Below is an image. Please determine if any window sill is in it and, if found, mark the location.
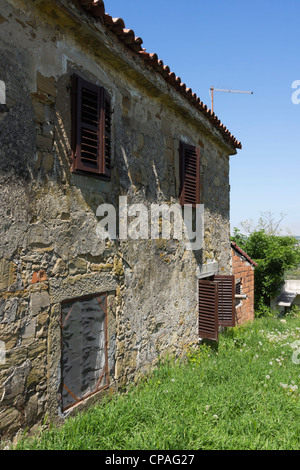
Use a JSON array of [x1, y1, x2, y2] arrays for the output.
[[71, 168, 111, 181]]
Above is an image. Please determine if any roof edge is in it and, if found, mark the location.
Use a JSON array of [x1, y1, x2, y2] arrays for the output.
[[231, 241, 257, 266], [75, 0, 242, 150]]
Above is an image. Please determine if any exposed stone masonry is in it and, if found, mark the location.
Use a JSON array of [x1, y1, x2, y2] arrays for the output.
[[0, 0, 238, 442]]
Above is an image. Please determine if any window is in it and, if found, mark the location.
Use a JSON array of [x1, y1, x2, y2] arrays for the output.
[[235, 279, 243, 307], [235, 279, 242, 295], [198, 275, 235, 342], [71, 74, 111, 178], [179, 142, 200, 206], [60, 293, 109, 411]]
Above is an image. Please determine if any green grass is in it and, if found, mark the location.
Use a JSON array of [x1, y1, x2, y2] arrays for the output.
[[14, 316, 300, 450]]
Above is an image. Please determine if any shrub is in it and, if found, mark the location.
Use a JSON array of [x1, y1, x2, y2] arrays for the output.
[[232, 228, 300, 312]]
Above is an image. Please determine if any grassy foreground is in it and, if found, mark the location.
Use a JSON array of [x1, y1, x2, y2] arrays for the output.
[[14, 316, 300, 450]]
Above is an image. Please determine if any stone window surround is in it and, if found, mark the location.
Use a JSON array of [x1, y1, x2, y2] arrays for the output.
[[71, 72, 112, 180], [196, 260, 219, 279], [60, 292, 109, 411], [47, 272, 117, 416]]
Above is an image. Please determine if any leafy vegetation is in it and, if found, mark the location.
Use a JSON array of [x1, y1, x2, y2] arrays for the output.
[[232, 228, 300, 312], [285, 265, 300, 280], [13, 315, 300, 450]]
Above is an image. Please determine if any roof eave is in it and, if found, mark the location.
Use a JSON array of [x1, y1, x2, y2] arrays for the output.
[[76, 0, 242, 151]]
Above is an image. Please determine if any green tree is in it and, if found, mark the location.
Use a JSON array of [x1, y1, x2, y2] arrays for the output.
[[232, 228, 300, 314]]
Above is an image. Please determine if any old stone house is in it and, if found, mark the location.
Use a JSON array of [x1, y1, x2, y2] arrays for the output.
[[231, 242, 257, 324], [0, 0, 242, 439]]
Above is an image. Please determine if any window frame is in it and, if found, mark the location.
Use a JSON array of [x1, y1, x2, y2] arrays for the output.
[[235, 278, 243, 308], [71, 73, 112, 179], [179, 141, 201, 207], [60, 292, 109, 412]]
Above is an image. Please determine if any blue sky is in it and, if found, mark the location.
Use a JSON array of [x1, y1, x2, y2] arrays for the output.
[[107, 0, 300, 235]]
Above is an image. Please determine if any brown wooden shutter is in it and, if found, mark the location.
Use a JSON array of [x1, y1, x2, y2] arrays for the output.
[[198, 279, 219, 341], [71, 74, 111, 178], [179, 142, 200, 206], [100, 87, 112, 178], [213, 275, 236, 327]]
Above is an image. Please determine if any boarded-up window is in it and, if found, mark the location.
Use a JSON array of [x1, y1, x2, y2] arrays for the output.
[[179, 142, 200, 206], [198, 275, 235, 341], [61, 294, 108, 411], [71, 74, 111, 178]]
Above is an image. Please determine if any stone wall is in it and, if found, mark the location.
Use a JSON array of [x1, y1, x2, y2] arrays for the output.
[[0, 0, 237, 441]]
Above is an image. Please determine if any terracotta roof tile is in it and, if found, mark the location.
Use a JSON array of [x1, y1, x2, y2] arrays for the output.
[[231, 242, 257, 266], [76, 0, 242, 149]]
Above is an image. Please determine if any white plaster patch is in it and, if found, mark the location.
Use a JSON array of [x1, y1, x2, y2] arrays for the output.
[[0, 340, 6, 365], [0, 80, 6, 104], [197, 260, 219, 279]]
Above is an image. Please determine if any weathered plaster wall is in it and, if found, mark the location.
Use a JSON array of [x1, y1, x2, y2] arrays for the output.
[[0, 0, 235, 441]]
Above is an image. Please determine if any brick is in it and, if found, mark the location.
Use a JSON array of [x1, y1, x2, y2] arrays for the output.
[[31, 270, 48, 284], [31, 272, 39, 284], [39, 270, 48, 282]]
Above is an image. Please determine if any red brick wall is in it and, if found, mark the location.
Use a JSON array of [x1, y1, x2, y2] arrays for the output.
[[231, 248, 255, 324]]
